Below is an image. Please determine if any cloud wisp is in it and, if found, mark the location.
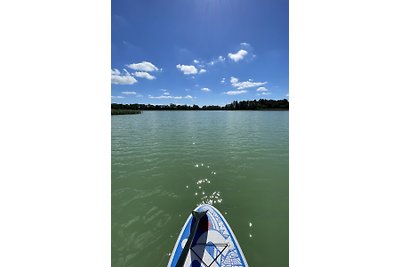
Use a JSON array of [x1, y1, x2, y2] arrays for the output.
[[148, 94, 194, 99], [256, 87, 269, 92], [126, 61, 159, 72], [133, 71, 156, 80], [258, 92, 271, 96], [231, 76, 267, 90], [208, 56, 225, 66], [224, 90, 248, 95], [121, 91, 137, 95], [201, 88, 211, 92], [111, 68, 137, 85]]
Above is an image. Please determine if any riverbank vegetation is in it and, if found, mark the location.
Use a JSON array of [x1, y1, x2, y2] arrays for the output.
[[111, 109, 142, 115], [112, 99, 288, 112]]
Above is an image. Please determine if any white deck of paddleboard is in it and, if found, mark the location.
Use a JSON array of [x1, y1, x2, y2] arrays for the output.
[[167, 204, 248, 267]]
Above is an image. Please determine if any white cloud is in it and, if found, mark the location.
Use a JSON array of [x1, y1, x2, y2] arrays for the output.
[[199, 69, 206, 74], [209, 56, 225, 65], [111, 68, 120, 75], [111, 95, 125, 99], [228, 49, 248, 62], [230, 76, 267, 89], [259, 92, 271, 96], [133, 71, 156, 80], [256, 87, 268, 92], [111, 68, 137, 85], [221, 77, 226, 84], [126, 61, 159, 72], [224, 90, 248, 95], [201, 88, 211, 92], [121, 91, 136, 95], [163, 92, 170, 95], [148, 94, 194, 99], [160, 89, 168, 92], [176, 64, 198, 75], [240, 42, 250, 47], [193, 59, 199, 64]]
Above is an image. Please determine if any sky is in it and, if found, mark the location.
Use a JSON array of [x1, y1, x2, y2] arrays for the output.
[[111, 0, 288, 106]]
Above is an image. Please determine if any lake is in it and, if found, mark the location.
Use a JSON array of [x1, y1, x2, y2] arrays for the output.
[[112, 111, 288, 266]]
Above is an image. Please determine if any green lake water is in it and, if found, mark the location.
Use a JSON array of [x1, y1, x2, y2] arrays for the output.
[[112, 111, 288, 266]]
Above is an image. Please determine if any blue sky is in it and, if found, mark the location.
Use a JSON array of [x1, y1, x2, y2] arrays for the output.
[[111, 0, 288, 106]]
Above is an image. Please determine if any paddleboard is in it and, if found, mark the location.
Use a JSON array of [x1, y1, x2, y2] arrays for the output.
[[167, 204, 248, 267]]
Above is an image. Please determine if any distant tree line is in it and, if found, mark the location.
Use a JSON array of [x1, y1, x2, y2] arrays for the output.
[[112, 99, 288, 112], [111, 109, 142, 115]]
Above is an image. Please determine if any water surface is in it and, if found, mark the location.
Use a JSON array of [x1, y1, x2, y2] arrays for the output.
[[112, 111, 288, 266]]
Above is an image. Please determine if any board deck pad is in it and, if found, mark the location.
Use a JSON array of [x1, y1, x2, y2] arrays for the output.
[[168, 204, 248, 267]]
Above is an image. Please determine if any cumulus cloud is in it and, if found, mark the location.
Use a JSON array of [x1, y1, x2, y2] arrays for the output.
[[193, 59, 200, 64], [111, 68, 137, 85], [230, 76, 267, 89], [121, 91, 136, 95], [126, 61, 159, 72], [256, 87, 268, 92], [148, 94, 194, 99], [224, 90, 248, 95], [228, 49, 248, 62], [199, 69, 206, 74], [133, 71, 156, 80], [176, 64, 198, 75], [201, 88, 211, 92]]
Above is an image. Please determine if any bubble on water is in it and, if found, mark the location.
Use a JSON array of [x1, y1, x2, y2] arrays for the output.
[[194, 164, 199, 168], [185, 185, 189, 189], [201, 163, 204, 166], [207, 166, 210, 168], [211, 171, 216, 175], [249, 222, 252, 227], [195, 192, 198, 196], [192, 142, 196, 145], [249, 234, 252, 238], [202, 191, 205, 195], [198, 186, 202, 189]]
